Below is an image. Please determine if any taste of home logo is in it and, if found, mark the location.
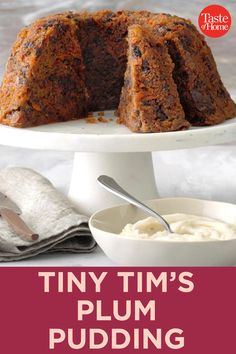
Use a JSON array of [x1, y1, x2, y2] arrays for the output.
[[198, 4, 232, 38]]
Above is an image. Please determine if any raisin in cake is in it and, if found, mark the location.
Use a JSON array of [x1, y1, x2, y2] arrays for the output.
[[118, 25, 189, 132]]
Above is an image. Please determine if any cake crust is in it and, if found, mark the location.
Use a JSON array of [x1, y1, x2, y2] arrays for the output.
[[0, 15, 88, 127]]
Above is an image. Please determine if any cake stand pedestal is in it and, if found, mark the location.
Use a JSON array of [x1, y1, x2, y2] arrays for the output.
[[0, 111, 236, 215], [68, 152, 157, 215]]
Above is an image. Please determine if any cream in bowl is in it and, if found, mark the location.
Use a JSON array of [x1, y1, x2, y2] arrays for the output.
[[120, 214, 236, 242], [89, 198, 236, 266]]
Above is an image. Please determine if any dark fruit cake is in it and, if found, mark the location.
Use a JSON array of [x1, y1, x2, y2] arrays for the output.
[[118, 25, 189, 132], [0, 10, 235, 131], [0, 16, 88, 127]]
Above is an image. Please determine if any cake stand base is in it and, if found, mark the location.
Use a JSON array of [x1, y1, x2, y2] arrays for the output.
[[68, 152, 158, 215]]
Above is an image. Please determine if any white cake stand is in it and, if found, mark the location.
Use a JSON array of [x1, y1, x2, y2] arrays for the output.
[[0, 110, 236, 215]]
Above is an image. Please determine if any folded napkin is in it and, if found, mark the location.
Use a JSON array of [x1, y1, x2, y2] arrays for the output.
[[0, 167, 96, 261]]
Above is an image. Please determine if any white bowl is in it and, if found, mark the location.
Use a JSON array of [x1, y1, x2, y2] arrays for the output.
[[89, 198, 236, 266]]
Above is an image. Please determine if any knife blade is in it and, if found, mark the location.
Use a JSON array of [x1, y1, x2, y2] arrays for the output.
[[0, 191, 21, 214], [0, 192, 39, 242]]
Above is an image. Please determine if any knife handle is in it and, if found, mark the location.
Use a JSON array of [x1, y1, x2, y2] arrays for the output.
[[0, 208, 39, 242]]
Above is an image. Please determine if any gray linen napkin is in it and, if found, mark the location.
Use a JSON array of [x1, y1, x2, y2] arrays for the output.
[[0, 167, 96, 261]]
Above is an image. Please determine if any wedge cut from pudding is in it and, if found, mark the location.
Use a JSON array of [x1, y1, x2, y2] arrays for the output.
[[118, 24, 189, 132]]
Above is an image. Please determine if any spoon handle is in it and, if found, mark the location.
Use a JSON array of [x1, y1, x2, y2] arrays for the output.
[[97, 175, 172, 233]]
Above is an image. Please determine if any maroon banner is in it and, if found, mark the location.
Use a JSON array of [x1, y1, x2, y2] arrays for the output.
[[0, 267, 235, 353]]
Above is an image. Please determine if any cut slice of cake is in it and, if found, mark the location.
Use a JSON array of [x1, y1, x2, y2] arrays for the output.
[[118, 24, 190, 132]]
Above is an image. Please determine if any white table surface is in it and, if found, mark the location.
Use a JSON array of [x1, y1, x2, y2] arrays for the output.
[[0, 0, 235, 266]]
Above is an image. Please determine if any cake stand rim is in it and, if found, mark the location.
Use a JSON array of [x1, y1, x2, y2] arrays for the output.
[[0, 113, 236, 152]]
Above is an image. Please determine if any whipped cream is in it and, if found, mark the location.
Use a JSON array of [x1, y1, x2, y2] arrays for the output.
[[120, 214, 236, 241]]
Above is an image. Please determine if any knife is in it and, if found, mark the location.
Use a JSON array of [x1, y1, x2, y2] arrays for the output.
[[0, 192, 39, 242]]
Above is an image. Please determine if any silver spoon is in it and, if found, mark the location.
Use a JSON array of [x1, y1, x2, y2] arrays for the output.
[[97, 175, 173, 233]]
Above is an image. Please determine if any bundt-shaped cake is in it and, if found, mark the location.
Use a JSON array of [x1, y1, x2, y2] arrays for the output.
[[0, 10, 235, 132]]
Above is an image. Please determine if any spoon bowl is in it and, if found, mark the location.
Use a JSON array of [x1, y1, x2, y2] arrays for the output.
[[97, 175, 173, 233]]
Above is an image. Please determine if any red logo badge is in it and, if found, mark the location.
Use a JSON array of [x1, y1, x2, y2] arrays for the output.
[[198, 4, 231, 38]]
